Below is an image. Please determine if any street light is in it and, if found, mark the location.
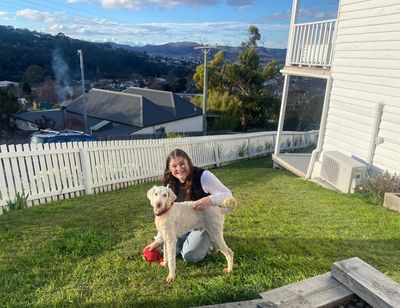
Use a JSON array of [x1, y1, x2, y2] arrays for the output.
[[77, 49, 87, 133], [194, 44, 217, 135]]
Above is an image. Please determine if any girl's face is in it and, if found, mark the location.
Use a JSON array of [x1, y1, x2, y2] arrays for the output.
[[169, 157, 190, 183]]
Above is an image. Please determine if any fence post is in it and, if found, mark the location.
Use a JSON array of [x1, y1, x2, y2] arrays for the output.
[[292, 134, 295, 152], [272, 134, 276, 154], [214, 141, 220, 167], [79, 148, 93, 195], [247, 137, 251, 158]]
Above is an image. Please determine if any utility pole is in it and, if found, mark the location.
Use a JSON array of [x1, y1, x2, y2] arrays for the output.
[[77, 49, 88, 134], [194, 44, 216, 135]]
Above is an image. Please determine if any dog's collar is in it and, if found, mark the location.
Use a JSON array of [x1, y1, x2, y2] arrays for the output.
[[155, 202, 173, 216]]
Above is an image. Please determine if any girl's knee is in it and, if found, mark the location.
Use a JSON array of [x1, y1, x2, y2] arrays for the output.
[[181, 250, 206, 263]]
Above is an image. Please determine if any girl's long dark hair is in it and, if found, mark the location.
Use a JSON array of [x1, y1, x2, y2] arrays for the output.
[[163, 149, 194, 201]]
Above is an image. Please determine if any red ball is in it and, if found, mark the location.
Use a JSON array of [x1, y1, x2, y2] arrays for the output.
[[143, 247, 161, 262]]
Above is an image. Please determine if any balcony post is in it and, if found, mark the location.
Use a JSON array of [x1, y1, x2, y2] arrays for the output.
[[274, 74, 290, 155], [286, 0, 301, 65]]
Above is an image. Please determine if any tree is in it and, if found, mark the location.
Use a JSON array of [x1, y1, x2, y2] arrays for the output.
[[241, 25, 261, 48], [22, 81, 31, 95], [192, 26, 280, 131], [0, 87, 19, 129], [22, 65, 45, 85], [37, 78, 57, 103], [35, 115, 56, 129], [193, 50, 228, 92], [226, 27, 279, 130]]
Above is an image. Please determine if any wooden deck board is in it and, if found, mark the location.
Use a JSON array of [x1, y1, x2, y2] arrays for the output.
[[332, 257, 400, 308], [259, 272, 354, 308]]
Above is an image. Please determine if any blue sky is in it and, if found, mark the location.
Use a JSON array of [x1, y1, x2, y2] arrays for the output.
[[0, 0, 338, 48]]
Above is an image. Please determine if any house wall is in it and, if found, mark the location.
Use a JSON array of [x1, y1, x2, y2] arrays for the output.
[[320, 0, 400, 173], [132, 116, 203, 134]]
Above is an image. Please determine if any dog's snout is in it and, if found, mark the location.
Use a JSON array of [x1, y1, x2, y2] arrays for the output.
[[156, 202, 162, 208]]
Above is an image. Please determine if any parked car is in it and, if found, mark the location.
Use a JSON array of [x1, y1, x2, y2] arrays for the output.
[[30, 129, 96, 144]]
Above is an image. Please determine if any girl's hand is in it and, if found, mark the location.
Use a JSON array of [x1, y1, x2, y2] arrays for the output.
[[193, 196, 212, 211], [145, 240, 160, 251]]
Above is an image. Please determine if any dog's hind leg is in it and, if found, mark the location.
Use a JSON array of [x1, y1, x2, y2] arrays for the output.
[[208, 231, 234, 273]]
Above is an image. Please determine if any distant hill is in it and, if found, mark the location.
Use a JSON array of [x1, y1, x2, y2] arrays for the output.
[[126, 42, 286, 64], [124, 42, 287, 65], [0, 25, 286, 84], [0, 26, 193, 82]]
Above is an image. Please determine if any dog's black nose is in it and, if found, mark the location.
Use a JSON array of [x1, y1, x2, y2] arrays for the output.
[[156, 203, 162, 208]]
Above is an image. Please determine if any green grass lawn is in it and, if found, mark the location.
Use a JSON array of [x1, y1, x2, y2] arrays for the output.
[[1, 157, 399, 307]]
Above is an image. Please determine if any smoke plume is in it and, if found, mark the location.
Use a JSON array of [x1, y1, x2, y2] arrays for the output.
[[52, 49, 72, 103]]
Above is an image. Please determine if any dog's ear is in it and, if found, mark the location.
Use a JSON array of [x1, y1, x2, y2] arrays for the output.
[[146, 186, 156, 200], [167, 187, 177, 203]]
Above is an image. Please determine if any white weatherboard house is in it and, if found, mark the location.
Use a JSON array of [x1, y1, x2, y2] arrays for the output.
[[273, 0, 400, 193]]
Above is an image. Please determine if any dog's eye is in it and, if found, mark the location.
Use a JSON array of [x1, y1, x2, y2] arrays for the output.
[[163, 194, 167, 197], [154, 193, 158, 196]]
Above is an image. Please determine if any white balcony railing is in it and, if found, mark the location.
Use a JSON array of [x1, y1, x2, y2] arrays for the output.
[[288, 19, 336, 68]]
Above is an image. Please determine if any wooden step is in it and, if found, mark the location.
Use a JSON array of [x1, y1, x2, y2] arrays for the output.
[[197, 272, 354, 308], [258, 272, 354, 307], [332, 257, 400, 308]]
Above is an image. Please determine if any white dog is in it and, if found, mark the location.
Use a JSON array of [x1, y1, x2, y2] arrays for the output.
[[147, 185, 236, 283]]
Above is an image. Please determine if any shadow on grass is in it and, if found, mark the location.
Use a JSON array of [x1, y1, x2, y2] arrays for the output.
[[220, 156, 274, 170], [228, 234, 400, 276]]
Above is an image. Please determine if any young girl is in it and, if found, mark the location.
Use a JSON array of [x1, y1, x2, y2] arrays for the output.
[[145, 148, 232, 262]]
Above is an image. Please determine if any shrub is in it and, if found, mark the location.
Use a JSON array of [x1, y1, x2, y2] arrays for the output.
[[237, 143, 248, 157], [5, 192, 30, 212], [355, 172, 400, 205], [166, 131, 183, 138]]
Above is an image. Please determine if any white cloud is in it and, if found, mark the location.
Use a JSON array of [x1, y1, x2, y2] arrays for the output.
[[0, 11, 8, 17], [262, 9, 336, 21], [16, 9, 64, 23], [10, 6, 285, 48], [299, 9, 337, 19], [100, 0, 220, 9], [67, 0, 94, 3], [67, 0, 252, 9], [226, 0, 253, 8]]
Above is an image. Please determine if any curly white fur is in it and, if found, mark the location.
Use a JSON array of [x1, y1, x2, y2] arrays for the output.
[[147, 185, 236, 283]]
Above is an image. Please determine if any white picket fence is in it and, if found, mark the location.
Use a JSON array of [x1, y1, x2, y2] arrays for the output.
[[0, 130, 318, 212]]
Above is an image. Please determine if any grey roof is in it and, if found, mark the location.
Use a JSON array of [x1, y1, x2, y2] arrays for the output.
[[10, 109, 65, 129], [68, 88, 201, 129], [11, 88, 202, 137], [65, 112, 139, 137], [67, 89, 144, 127], [123, 87, 176, 116], [173, 93, 201, 118]]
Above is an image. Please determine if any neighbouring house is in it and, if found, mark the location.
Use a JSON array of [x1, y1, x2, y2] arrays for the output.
[[66, 87, 202, 136], [273, 0, 400, 192], [9, 87, 203, 137], [9, 109, 63, 131], [0, 81, 18, 88]]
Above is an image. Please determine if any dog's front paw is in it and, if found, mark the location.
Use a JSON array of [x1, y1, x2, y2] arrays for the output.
[[223, 267, 232, 274], [166, 274, 175, 284]]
